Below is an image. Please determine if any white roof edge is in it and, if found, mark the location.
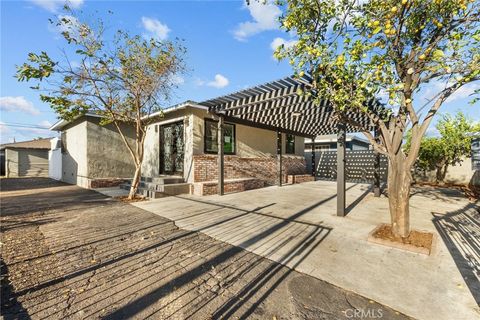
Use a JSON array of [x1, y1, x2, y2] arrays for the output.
[[49, 113, 103, 131], [144, 102, 208, 120], [50, 102, 209, 131]]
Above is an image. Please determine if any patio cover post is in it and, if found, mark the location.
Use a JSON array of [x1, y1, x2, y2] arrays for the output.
[[311, 136, 316, 177], [217, 114, 225, 195], [277, 131, 282, 186], [373, 127, 381, 197], [337, 123, 346, 217]]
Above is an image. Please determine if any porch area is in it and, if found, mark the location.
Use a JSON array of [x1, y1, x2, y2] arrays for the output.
[[133, 180, 480, 320]]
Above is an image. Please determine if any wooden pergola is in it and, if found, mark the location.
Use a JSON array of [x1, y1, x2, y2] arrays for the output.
[[199, 75, 382, 216]]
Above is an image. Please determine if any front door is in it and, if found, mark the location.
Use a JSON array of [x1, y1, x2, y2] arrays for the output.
[[160, 121, 184, 175]]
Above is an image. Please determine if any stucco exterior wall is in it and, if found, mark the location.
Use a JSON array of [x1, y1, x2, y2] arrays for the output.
[[5, 149, 19, 177], [61, 118, 88, 186], [414, 156, 478, 186], [191, 109, 305, 157], [86, 117, 136, 179]]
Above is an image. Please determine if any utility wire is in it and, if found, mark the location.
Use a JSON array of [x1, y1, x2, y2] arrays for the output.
[[0, 122, 51, 129]]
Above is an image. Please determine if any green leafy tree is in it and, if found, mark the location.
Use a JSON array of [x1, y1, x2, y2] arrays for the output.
[[16, 10, 187, 199], [406, 112, 480, 182], [273, 0, 479, 237]]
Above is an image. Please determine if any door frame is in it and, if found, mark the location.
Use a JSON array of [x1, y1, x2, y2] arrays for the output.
[[159, 120, 184, 175]]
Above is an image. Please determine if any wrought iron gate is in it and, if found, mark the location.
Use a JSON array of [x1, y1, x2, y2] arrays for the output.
[[160, 121, 184, 175]]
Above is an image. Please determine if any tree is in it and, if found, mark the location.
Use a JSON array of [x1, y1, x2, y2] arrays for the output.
[[405, 112, 480, 182], [273, 0, 479, 237], [16, 10, 187, 199]]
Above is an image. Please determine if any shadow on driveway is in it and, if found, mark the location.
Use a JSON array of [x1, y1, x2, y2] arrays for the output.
[[432, 203, 480, 306], [1, 178, 411, 319]]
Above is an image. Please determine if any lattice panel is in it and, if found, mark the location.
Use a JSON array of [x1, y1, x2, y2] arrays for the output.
[[306, 150, 388, 183]]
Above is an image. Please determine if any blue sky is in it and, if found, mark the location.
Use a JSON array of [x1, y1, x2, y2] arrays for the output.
[[0, 0, 479, 143]]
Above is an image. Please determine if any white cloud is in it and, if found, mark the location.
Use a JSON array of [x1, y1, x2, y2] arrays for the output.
[[234, 1, 282, 41], [169, 74, 184, 86], [206, 74, 230, 88], [141, 17, 170, 41], [0, 121, 11, 135], [446, 82, 480, 103], [39, 120, 53, 128], [0, 96, 40, 115], [270, 37, 297, 51], [30, 0, 84, 13], [419, 80, 480, 104]]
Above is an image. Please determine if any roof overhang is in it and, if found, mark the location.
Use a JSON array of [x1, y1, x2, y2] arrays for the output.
[[49, 113, 103, 131], [143, 101, 208, 120], [50, 101, 208, 131]]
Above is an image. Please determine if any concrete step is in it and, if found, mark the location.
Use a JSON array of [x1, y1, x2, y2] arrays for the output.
[[121, 182, 191, 199], [141, 176, 184, 184]]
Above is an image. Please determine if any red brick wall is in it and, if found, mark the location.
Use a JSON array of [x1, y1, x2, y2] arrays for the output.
[[197, 178, 265, 196], [193, 155, 306, 185], [287, 174, 315, 184]]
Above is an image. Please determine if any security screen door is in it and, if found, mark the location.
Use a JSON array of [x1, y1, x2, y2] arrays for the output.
[[160, 121, 184, 175]]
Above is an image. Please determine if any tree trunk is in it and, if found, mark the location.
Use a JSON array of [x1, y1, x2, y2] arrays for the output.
[[128, 164, 142, 199], [387, 152, 412, 238], [436, 165, 448, 184]]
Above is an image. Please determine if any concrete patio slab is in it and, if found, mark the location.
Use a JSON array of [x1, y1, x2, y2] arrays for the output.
[[133, 181, 480, 320]]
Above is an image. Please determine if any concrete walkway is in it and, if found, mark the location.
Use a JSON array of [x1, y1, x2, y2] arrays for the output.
[[133, 181, 480, 320]]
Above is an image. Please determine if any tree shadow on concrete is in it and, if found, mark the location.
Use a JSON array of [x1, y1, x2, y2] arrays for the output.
[[1, 178, 409, 319], [1, 260, 30, 320], [102, 197, 332, 319], [0, 187, 114, 217], [0, 178, 67, 192], [432, 203, 480, 306]]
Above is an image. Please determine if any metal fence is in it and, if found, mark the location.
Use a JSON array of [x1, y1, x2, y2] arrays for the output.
[[305, 150, 388, 183]]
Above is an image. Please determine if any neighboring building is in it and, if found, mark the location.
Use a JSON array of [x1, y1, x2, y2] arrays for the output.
[[304, 134, 370, 152], [50, 101, 307, 194], [1, 138, 52, 177], [0, 149, 5, 176]]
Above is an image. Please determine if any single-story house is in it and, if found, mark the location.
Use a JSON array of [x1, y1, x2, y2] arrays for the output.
[[50, 101, 308, 194], [1, 138, 52, 177], [304, 134, 370, 152]]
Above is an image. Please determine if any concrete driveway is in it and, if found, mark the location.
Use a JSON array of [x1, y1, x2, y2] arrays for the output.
[[133, 181, 480, 320], [0, 178, 410, 319]]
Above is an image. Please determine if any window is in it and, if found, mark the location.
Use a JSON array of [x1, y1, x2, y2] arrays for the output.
[[204, 119, 235, 154], [286, 134, 295, 154], [315, 145, 330, 151]]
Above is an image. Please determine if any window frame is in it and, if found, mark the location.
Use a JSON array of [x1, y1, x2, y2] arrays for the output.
[[204, 118, 236, 155], [285, 134, 296, 154]]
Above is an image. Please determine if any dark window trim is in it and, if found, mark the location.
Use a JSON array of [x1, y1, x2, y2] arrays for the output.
[[204, 118, 236, 155], [285, 133, 296, 154]]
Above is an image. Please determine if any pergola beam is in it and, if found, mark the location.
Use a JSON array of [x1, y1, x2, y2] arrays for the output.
[[311, 136, 316, 177], [217, 114, 225, 196], [373, 127, 381, 197], [277, 131, 283, 186], [221, 114, 312, 138], [337, 122, 346, 217]]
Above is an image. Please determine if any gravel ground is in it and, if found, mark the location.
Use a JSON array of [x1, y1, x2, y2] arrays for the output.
[[0, 178, 412, 319]]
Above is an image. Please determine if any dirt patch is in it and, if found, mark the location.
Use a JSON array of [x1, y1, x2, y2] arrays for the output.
[[414, 181, 479, 201], [115, 195, 147, 203], [369, 224, 433, 255]]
